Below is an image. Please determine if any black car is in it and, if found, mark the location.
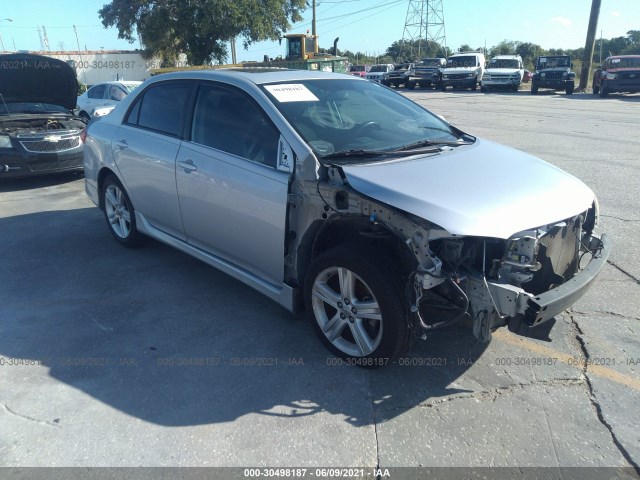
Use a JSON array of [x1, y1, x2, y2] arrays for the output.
[[0, 53, 85, 178], [531, 55, 575, 95], [381, 63, 414, 88]]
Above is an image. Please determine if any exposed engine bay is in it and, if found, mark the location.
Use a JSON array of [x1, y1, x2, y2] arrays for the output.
[[0, 115, 85, 135]]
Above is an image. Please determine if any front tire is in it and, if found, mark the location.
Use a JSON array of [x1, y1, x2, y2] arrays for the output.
[[599, 81, 608, 98], [565, 82, 574, 95], [592, 82, 600, 95], [305, 245, 410, 365], [102, 175, 144, 247], [531, 82, 539, 95]]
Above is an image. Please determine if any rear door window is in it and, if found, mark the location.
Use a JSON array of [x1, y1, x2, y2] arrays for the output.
[[126, 82, 192, 137]]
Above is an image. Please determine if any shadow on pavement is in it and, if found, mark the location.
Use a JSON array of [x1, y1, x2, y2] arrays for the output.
[[0, 207, 487, 427], [0, 171, 85, 193]]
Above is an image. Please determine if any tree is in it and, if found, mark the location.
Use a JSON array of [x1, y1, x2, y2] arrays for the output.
[[99, 0, 306, 65], [489, 40, 518, 57], [516, 42, 545, 69], [622, 30, 640, 54]]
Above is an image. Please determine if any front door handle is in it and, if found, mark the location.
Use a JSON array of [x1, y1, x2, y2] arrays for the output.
[[115, 139, 128, 149], [178, 159, 197, 172]]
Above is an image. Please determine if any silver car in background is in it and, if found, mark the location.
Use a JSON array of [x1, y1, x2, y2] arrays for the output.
[[83, 69, 610, 366]]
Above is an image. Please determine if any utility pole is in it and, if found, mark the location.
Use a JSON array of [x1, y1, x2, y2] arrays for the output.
[[579, 0, 601, 92], [312, 0, 317, 52]]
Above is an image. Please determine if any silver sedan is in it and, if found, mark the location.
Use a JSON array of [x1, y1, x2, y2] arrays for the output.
[[83, 69, 609, 366]]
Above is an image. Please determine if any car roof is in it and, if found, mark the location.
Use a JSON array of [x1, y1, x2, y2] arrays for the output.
[[147, 68, 357, 87], [606, 55, 640, 59], [94, 80, 143, 87], [492, 55, 521, 59]]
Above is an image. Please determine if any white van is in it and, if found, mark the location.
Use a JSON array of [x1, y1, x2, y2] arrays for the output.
[[441, 52, 486, 91], [481, 55, 524, 92]]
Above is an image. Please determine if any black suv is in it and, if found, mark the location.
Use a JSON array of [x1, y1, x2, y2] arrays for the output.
[[531, 55, 575, 95], [407, 58, 446, 90], [382, 63, 414, 88]]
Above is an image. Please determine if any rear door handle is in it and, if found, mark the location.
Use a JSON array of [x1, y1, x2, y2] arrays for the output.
[[178, 159, 197, 172], [115, 139, 128, 149]]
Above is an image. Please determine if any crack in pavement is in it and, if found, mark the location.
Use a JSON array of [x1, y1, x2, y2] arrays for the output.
[[600, 215, 640, 223], [607, 260, 640, 286], [1, 403, 60, 428], [571, 309, 640, 322], [385, 378, 585, 410], [367, 375, 381, 476], [569, 315, 640, 475]]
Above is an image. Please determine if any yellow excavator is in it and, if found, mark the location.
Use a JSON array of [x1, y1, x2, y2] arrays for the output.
[[151, 33, 347, 75]]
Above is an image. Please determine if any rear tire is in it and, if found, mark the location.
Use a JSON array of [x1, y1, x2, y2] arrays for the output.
[[101, 175, 145, 248], [305, 245, 410, 366], [531, 82, 539, 95], [592, 82, 600, 95]]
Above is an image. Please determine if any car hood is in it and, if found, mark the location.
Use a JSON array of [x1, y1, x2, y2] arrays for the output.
[[605, 67, 640, 73], [0, 53, 78, 111], [486, 68, 521, 75], [341, 139, 595, 239], [443, 67, 478, 73], [536, 67, 569, 73]]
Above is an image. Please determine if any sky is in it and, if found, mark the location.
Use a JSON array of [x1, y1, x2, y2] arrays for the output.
[[0, 0, 638, 62]]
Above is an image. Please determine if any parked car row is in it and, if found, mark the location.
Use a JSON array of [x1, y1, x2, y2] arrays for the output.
[[369, 53, 640, 98]]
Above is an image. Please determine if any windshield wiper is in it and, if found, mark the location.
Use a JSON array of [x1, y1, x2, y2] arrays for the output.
[[393, 138, 473, 152], [320, 149, 387, 159]]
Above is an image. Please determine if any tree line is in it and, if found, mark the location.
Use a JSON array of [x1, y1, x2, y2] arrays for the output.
[[97, 1, 638, 70]]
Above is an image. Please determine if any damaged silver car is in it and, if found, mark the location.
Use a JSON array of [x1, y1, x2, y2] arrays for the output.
[[0, 53, 85, 177], [83, 70, 610, 365]]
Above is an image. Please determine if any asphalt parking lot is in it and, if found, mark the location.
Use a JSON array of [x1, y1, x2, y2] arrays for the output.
[[1, 89, 639, 477]]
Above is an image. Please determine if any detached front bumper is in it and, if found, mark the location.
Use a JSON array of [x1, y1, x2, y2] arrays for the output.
[[524, 233, 611, 326]]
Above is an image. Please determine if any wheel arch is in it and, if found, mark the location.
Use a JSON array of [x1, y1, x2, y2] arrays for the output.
[[296, 214, 419, 294], [97, 167, 119, 210]]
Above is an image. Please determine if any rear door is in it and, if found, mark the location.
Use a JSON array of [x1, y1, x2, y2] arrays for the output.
[[112, 81, 193, 240], [175, 82, 290, 285]]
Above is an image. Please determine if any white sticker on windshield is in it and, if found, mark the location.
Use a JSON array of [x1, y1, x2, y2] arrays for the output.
[[265, 84, 319, 102]]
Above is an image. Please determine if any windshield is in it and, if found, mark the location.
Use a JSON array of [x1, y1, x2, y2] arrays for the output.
[[419, 59, 442, 67], [393, 64, 410, 71], [121, 83, 141, 93], [489, 59, 519, 69], [537, 56, 570, 68], [0, 102, 68, 115], [369, 65, 388, 72], [350, 66, 366, 72], [261, 79, 467, 162], [447, 56, 478, 68], [606, 57, 640, 69]]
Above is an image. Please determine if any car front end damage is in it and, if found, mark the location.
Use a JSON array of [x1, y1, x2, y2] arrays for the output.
[[289, 166, 610, 343]]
